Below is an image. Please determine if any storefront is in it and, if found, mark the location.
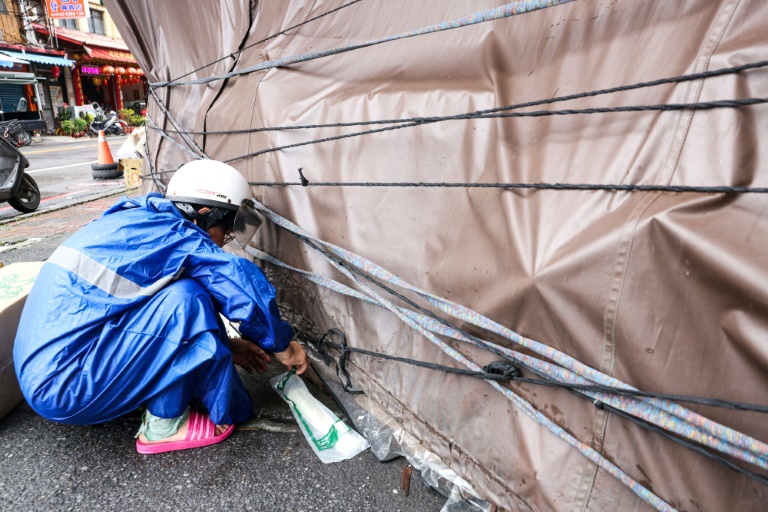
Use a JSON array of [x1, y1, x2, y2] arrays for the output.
[[75, 61, 146, 114], [32, 23, 147, 114], [0, 54, 74, 132], [33, 64, 71, 130], [0, 47, 74, 134]]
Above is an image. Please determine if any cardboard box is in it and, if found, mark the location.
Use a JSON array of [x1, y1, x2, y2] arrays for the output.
[[120, 158, 143, 189], [0, 261, 44, 419]]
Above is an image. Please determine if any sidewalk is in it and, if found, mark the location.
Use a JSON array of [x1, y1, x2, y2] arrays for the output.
[[0, 191, 445, 511], [1, 188, 135, 240]]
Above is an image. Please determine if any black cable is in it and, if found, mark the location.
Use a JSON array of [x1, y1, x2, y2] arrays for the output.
[[146, 59, 768, 167], [302, 324, 768, 413], [247, 180, 768, 194], [301, 329, 516, 382], [148, 60, 768, 137], [220, 97, 766, 162], [162, 0, 365, 86], [306, 326, 768, 484]]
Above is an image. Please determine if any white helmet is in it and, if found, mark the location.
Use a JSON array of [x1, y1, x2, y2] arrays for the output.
[[165, 159, 251, 211]]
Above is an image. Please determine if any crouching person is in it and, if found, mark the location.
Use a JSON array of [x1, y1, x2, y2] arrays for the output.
[[13, 160, 308, 454]]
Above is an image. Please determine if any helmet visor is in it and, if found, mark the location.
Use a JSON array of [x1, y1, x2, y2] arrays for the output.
[[233, 199, 263, 249]]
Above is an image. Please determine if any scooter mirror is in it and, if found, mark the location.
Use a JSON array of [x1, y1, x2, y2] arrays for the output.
[[233, 199, 263, 249]]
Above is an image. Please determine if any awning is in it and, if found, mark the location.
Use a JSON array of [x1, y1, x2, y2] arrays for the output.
[[0, 70, 38, 85], [84, 46, 137, 64], [0, 50, 74, 67], [0, 52, 29, 69]]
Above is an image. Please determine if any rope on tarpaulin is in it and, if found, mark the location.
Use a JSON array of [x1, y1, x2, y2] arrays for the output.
[[248, 240, 768, 484], [243, 203, 675, 512], [163, 0, 366, 86], [148, 0, 576, 88], [147, 88, 208, 160], [144, 57, 768, 175], [297, 331, 768, 486], [143, 59, 768, 195], [237, 198, 768, 511], [222, 97, 768, 163], [141, 0, 578, 173], [154, 59, 768, 136], [300, 328, 768, 414], [248, 180, 768, 194]]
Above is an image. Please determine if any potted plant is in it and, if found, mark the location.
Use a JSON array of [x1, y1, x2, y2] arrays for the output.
[[55, 106, 71, 135], [72, 117, 88, 138], [59, 119, 74, 136], [118, 108, 134, 121], [126, 114, 145, 133]]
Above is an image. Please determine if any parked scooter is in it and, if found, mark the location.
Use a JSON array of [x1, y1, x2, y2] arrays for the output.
[[0, 119, 32, 147], [88, 103, 128, 136], [0, 134, 40, 213]]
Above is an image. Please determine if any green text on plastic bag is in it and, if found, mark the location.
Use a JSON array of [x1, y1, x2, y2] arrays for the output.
[[277, 371, 350, 451]]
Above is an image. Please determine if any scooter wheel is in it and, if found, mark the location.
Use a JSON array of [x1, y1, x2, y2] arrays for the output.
[[8, 173, 40, 213]]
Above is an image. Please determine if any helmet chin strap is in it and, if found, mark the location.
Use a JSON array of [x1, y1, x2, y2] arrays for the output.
[[175, 202, 206, 226], [175, 202, 231, 231]]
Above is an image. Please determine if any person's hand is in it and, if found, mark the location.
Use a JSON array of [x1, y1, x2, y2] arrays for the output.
[[274, 340, 310, 375], [230, 337, 272, 374]]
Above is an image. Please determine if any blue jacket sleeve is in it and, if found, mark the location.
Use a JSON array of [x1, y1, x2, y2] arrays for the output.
[[183, 249, 294, 353]]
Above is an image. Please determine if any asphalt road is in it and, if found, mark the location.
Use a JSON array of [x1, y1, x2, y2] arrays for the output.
[[1, 366, 446, 512], [0, 135, 128, 222]]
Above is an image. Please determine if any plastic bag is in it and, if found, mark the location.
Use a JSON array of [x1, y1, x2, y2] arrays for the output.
[[115, 126, 146, 159], [271, 370, 369, 463]]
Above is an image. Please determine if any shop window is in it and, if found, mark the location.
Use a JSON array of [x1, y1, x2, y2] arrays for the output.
[[59, 19, 79, 30], [88, 9, 105, 35]]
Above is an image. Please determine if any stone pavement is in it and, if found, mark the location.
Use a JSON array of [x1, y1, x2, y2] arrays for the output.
[[1, 190, 134, 242], [0, 188, 446, 511]]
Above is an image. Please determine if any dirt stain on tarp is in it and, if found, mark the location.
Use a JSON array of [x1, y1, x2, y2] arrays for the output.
[[635, 464, 653, 492]]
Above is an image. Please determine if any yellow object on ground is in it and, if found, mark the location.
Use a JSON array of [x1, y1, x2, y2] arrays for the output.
[[120, 158, 143, 188]]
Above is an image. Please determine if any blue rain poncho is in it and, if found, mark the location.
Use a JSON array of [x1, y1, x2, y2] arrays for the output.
[[13, 193, 293, 425]]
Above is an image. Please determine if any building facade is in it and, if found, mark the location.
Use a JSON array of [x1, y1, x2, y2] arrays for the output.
[[0, 0, 145, 133]]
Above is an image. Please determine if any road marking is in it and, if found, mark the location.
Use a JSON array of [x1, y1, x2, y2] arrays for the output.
[[25, 145, 87, 154], [27, 160, 98, 174]]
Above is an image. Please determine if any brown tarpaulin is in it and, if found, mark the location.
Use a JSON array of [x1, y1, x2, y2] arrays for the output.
[[105, 1, 768, 510]]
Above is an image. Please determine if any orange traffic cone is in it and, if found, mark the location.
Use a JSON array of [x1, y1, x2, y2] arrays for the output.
[[91, 129, 120, 179], [96, 130, 114, 165]]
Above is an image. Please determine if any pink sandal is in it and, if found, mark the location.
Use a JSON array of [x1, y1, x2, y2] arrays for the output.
[[136, 410, 235, 455]]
